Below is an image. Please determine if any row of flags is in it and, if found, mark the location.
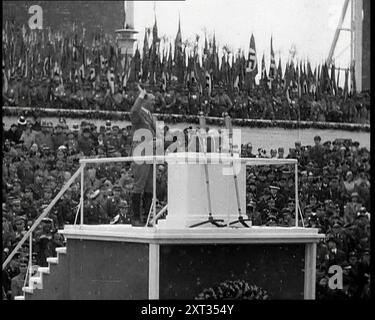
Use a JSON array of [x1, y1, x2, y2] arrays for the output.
[[3, 18, 358, 99]]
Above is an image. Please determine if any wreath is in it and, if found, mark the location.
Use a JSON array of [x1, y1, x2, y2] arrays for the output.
[[195, 279, 269, 300]]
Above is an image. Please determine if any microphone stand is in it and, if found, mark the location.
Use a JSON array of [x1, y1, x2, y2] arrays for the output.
[[224, 113, 252, 228], [189, 112, 226, 228]]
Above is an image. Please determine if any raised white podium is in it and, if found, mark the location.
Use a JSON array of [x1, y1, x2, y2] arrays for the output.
[[157, 152, 246, 228], [45, 153, 324, 300]]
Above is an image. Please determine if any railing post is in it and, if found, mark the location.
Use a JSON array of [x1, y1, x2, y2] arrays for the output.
[[80, 164, 85, 226], [295, 163, 299, 227], [152, 156, 157, 226], [28, 233, 32, 287]]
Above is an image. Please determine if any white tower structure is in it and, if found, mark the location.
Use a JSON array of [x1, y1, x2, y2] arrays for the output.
[[115, 1, 138, 56]]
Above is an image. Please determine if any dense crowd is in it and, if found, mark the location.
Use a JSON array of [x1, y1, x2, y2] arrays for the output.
[[2, 114, 370, 300], [3, 77, 371, 124], [241, 136, 370, 299], [3, 20, 370, 126]]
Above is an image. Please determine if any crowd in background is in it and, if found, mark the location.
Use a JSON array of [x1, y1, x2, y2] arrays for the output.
[[3, 20, 370, 125], [3, 76, 370, 124], [2, 114, 370, 299], [241, 137, 370, 299]]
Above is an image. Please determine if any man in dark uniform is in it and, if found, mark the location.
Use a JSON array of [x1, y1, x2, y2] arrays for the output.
[[153, 86, 166, 113], [164, 87, 176, 114], [71, 82, 85, 109], [56, 189, 79, 228], [113, 84, 124, 111], [11, 257, 28, 300], [93, 83, 106, 110], [84, 189, 106, 224], [4, 124, 22, 145], [20, 185, 39, 221], [232, 88, 247, 119], [129, 85, 158, 226], [82, 81, 94, 109], [269, 185, 285, 211], [109, 199, 131, 224], [101, 184, 125, 221], [212, 81, 232, 117], [187, 82, 200, 115]]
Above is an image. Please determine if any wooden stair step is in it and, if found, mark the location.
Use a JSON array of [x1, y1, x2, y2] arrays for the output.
[[22, 287, 34, 294], [56, 247, 67, 254], [47, 257, 58, 265], [38, 267, 50, 274]]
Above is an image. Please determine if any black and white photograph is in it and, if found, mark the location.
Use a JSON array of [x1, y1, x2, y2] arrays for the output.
[[1, 0, 371, 307]]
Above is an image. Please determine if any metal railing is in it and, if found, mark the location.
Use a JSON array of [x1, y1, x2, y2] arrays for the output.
[[2, 166, 84, 270], [2, 155, 165, 271]]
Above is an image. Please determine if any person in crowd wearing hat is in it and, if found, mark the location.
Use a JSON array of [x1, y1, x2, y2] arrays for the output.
[[118, 127, 132, 156], [186, 81, 200, 116], [265, 212, 278, 226], [7, 198, 22, 220], [269, 185, 284, 211], [17, 115, 27, 128], [66, 131, 79, 156], [13, 216, 27, 242], [34, 217, 60, 267], [19, 120, 36, 150], [3, 214, 16, 249], [343, 192, 363, 226], [84, 167, 102, 191], [8, 178, 23, 200], [325, 234, 347, 266], [101, 184, 127, 222], [309, 135, 324, 166], [29, 172, 45, 201], [78, 127, 95, 156], [16, 158, 34, 188], [51, 123, 67, 152], [30, 114, 42, 133], [241, 143, 256, 158], [10, 257, 28, 300], [56, 188, 79, 228], [342, 170, 356, 195], [37, 185, 54, 211], [110, 200, 131, 225], [35, 122, 54, 150], [4, 123, 23, 145], [111, 125, 122, 148], [277, 147, 285, 159], [20, 185, 39, 221], [84, 189, 105, 224], [211, 81, 233, 117], [152, 85, 167, 114]]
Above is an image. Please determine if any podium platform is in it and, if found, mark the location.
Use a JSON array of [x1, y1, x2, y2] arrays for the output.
[[21, 153, 324, 300], [57, 225, 323, 299]]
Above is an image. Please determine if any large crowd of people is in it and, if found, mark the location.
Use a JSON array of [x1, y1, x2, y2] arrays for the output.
[[2, 113, 370, 299], [2, 20, 370, 125], [3, 77, 371, 124]]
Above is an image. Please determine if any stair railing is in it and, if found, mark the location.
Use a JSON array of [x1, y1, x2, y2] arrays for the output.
[[2, 165, 84, 271], [3, 155, 164, 271]]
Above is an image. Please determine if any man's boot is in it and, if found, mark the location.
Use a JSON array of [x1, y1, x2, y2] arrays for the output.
[[131, 193, 142, 226], [142, 192, 153, 224]]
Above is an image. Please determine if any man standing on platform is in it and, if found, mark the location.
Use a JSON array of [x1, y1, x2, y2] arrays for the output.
[[129, 85, 157, 226]]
